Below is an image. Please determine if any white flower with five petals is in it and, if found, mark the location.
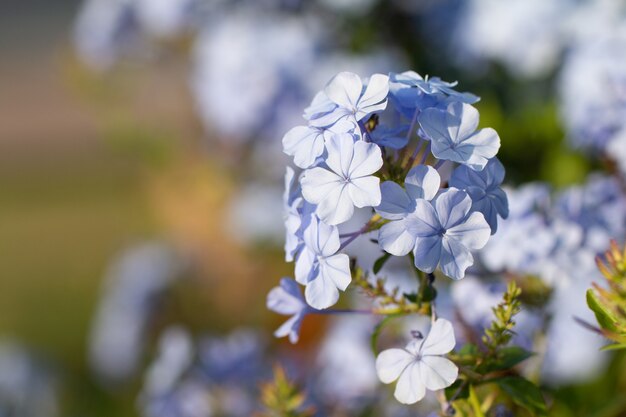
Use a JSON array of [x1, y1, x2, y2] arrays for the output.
[[376, 318, 458, 404], [301, 132, 382, 225]]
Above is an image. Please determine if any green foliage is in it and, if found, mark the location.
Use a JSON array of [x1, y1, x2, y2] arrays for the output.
[[257, 366, 314, 417], [482, 281, 522, 354], [586, 241, 626, 347], [498, 376, 547, 417], [448, 282, 546, 416]]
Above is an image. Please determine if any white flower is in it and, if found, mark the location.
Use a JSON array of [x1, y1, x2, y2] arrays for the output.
[[376, 318, 458, 404], [301, 132, 382, 225]]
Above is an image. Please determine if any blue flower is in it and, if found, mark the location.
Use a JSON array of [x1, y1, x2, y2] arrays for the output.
[[295, 216, 351, 309], [267, 278, 311, 344], [369, 124, 409, 149], [301, 132, 382, 225], [406, 188, 491, 279], [449, 158, 509, 234], [389, 71, 479, 118], [418, 101, 500, 171], [307, 72, 389, 128], [282, 126, 326, 169], [375, 165, 441, 256]]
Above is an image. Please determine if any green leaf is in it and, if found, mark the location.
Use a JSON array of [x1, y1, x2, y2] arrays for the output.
[[600, 343, 626, 351], [421, 283, 437, 302], [498, 376, 547, 417], [373, 253, 392, 274], [403, 292, 417, 303], [478, 346, 534, 373], [370, 315, 401, 355], [445, 380, 469, 401], [468, 385, 486, 417], [587, 289, 619, 333]]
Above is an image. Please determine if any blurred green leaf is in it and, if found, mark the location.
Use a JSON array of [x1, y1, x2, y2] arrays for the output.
[[373, 253, 391, 274], [587, 289, 619, 333], [498, 376, 547, 417]]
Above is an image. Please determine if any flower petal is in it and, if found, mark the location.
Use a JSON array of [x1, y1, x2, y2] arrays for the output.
[[320, 253, 351, 291], [315, 183, 355, 225], [301, 167, 342, 205], [325, 72, 363, 110], [447, 102, 479, 144], [434, 188, 472, 229], [376, 181, 413, 220], [419, 356, 458, 391], [348, 176, 381, 208], [439, 236, 474, 280], [446, 211, 491, 250], [406, 199, 441, 237], [349, 140, 383, 178], [420, 318, 456, 356], [376, 348, 414, 384], [303, 216, 340, 256], [405, 165, 441, 201], [413, 235, 442, 273], [379, 220, 416, 256], [394, 362, 426, 404], [304, 270, 339, 309], [282, 126, 325, 169]]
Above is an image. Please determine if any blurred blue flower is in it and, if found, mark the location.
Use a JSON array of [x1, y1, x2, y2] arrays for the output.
[[267, 278, 312, 343]]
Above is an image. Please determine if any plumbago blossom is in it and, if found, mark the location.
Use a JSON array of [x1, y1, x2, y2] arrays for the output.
[[267, 70, 525, 411]]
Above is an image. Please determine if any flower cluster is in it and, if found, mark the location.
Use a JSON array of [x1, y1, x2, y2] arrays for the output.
[[276, 70, 506, 313], [268, 70, 508, 406]]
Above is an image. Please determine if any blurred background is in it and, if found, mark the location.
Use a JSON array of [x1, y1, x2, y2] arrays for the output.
[[1, 0, 626, 416]]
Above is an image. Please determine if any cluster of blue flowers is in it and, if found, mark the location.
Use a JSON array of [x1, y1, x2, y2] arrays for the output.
[[479, 175, 626, 382], [272, 69, 508, 331]]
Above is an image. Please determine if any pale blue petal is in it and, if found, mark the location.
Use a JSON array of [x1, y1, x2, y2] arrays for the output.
[[394, 362, 426, 404], [294, 248, 316, 285], [439, 236, 473, 280], [301, 167, 341, 205], [320, 253, 351, 291], [315, 184, 354, 225], [324, 72, 362, 109], [348, 176, 381, 208], [304, 270, 340, 310], [375, 181, 413, 220], [282, 126, 325, 169], [349, 140, 383, 178], [405, 165, 441, 201], [434, 189, 472, 229], [376, 348, 414, 384], [326, 132, 357, 178], [303, 216, 340, 256], [358, 73, 389, 109], [446, 211, 491, 250], [274, 314, 304, 344], [413, 235, 442, 273], [266, 277, 305, 315], [379, 220, 416, 256], [446, 102, 479, 144], [418, 107, 449, 143], [406, 199, 441, 237], [419, 356, 458, 390], [420, 318, 456, 356], [303, 91, 335, 121]]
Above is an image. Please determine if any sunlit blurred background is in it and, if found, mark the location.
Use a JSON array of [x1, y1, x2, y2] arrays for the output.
[[1, 0, 626, 416]]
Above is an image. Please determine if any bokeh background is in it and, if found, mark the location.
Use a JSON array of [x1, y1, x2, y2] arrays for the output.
[[1, 0, 625, 416]]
